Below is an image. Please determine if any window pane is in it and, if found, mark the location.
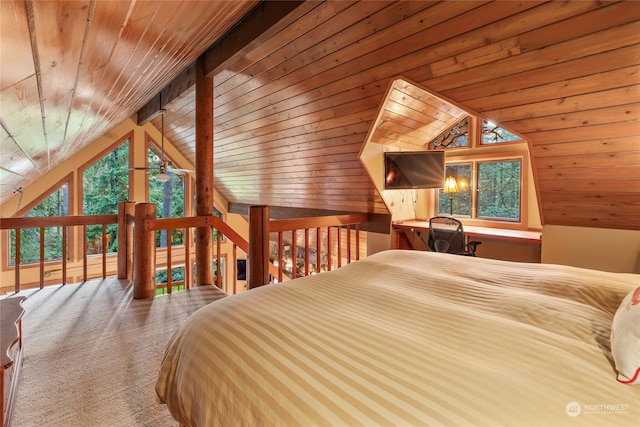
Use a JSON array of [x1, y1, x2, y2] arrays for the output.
[[429, 117, 469, 149], [477, 160, 521, 221], [149, 148, 186, 247], [438, 164, 471, 216], [83, 140, 129, 214], [213, 206, 224, 242], [10, 185, 69, 265], [83, 140, 129, 253], [482, 120, 521, 145]]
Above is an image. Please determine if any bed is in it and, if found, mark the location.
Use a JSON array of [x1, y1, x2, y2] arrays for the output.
[[156, 250, 640, 426]]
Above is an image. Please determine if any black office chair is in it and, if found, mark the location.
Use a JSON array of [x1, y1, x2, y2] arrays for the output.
[[427, 216, 481, 256]]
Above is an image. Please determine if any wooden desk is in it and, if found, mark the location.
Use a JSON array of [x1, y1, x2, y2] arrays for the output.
[[393, 220, 541, 245]]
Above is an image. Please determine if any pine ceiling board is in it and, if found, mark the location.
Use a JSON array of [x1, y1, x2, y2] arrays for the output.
[[215, 136, 365, 164], [537, 165, 640, 181], [215, 126, 370, 160], [213, 1, 344, 96], [538, 178, 640, 193], [0, 128, 34, 178], [213, 1, 443, 119], [0, 76, 47, 170], [462, 66, 640, 113], [59, 1, 135, 163], [215, 120, 371, 155], [543, 200, 640, 216], [456, 45, 640, 123], [431, 22, 640, 97], [31, 0, 92, 168], [540, 191, 640, 203], [213, 1, 327, 87], [0, 0, 34, 92], [216, 150, 361, 171], [526, 122, 639, 146], [509, 104, 639, 135], [83, 1, 256, 147], [542, 211, 639, 231], [484, 84, 639, 126], [532, 137, 640, 158], [518, 1, 638, 53], [536, 152, 640, 171], [220, 164, 366, 179]]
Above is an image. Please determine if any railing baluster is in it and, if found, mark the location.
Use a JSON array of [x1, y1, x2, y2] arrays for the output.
[[316, 227, 321, 274], [167, 231, 173, 294], [102, 224, 107, 279], [337, 226, 342, 268], [216, 229, 222, 288], [347, 224, 352, 264], [291, 229, 297, 279], [40, 227, 45, 289], [355, 223, 360, 261], [185, 227, 191, 289], [83, 225, 88, 282], [327, 226, 332, 272], [15, 229, 21, 293], [304, 228, 309, 276], [232, 244, 237, 294], [278, 231, 284, 283], [62, 226, 67, 285]]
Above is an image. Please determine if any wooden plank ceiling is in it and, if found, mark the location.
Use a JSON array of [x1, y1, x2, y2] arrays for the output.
[[1, 1, 639, 230]]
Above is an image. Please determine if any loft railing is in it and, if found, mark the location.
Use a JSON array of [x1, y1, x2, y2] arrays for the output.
[[247, 205, 369, 288], [0, 214, 119, 293], [2, 202, 370, 297]]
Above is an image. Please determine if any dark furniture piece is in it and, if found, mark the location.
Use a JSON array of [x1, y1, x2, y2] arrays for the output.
[[1, 296, 25, 427], [427, 216, 481, 256]]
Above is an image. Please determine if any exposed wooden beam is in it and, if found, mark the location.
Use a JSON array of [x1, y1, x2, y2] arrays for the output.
[[194, 56, 214, 286], [137, 0, 306, 124]]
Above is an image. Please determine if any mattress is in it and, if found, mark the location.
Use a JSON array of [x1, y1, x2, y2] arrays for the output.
[[156, 250, 639, 426]]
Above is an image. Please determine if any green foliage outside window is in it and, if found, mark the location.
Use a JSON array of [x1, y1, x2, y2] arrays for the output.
[[10, 185, 69, 265], [437, 160, 521, 221], [481, 120, 521, 145], [148, 148, 185, 247], [83, 140, 130, 253], [438, 164, 471, 216], [477, 160, 521, 221], [430, 117, 469, 149]]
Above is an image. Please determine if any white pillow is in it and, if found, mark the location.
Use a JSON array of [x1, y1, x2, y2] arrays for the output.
[[611, 287, 640, 384]]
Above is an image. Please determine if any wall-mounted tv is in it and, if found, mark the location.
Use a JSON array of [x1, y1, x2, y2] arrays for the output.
[[384, 151, 445, 190]]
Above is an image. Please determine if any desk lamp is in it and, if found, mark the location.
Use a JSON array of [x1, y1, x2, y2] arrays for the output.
[[443, 176, 459, 215]]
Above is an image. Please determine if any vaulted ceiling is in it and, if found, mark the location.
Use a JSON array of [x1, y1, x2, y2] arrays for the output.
[[2, 1, 639, 230]]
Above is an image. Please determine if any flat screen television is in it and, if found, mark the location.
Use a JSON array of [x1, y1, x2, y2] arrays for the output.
[[237, 259, 246, 281], [384, 151, 445, 190]]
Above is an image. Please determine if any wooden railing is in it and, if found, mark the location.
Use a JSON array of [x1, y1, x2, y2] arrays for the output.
[[144, 213, 250, 295], [247, 205, 369, 288], [2, 203, 370, 297], [1, 214, 119, 293]]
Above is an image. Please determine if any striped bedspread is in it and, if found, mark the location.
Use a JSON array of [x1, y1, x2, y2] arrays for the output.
[[156, 250, 640, 426]]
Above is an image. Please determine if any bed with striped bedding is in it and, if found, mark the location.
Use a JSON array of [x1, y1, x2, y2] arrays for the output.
[[156, 250, 639, 426]]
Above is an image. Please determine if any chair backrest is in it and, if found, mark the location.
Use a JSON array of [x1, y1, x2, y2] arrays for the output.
[[427, 216, 465, 255]]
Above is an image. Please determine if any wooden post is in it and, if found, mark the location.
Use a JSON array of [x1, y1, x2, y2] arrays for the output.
[[248, 206, 270, 289], [195, 55, 213, 285], [133, 203, 156, 299], [117, 201, 135, 280]]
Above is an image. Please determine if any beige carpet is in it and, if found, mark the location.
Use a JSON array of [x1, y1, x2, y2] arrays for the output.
[[10, 278, 226, 427]]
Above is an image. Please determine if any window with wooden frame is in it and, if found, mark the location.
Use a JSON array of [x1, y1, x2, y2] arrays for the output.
[[434, 116, 529, 226], [147, 145, 186, 248], [81, 137, 130, 254], [8, 180, 71, 266]]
